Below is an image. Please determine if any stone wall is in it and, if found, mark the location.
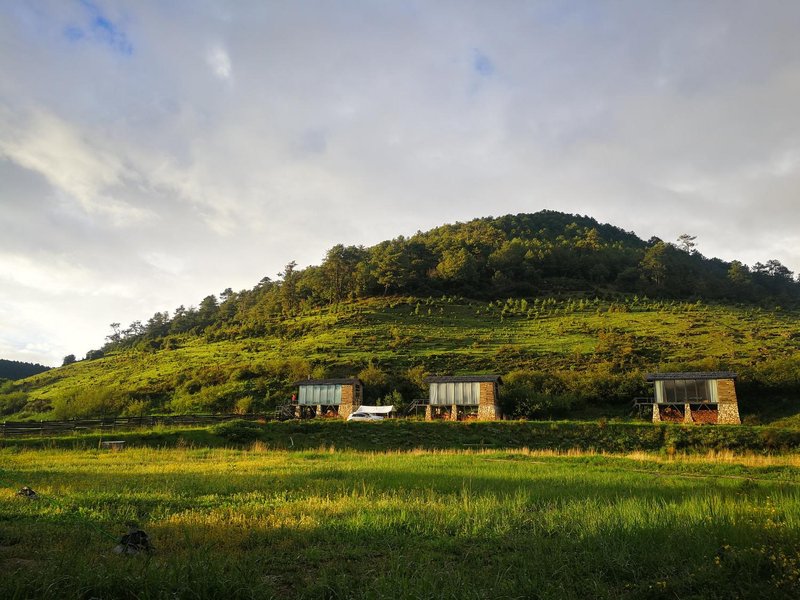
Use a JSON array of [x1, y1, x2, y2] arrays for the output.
[[478, 382, 501, 421], [717, 379, 737, 403], [717, 379, 740, 424], [478, 403, 501, 420], [683, 403, 693, 424], [338, 384, 358, 419], [479, 382, 497, 405]]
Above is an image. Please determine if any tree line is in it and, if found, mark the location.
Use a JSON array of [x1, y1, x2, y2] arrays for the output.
[[0, 359, 51, 380], [91, 211, 799, 356]]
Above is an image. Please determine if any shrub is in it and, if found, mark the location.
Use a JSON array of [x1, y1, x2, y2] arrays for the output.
[[235, 396, 254, 414], [501, 370, 578, 419], [52, 387, 126, 419], [0, 391, 28, 416], [122, 398, 151, 417]]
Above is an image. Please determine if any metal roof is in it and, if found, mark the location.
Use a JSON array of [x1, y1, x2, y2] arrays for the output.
[[645, 372, 737, 382], [293, 378, 363, 387], [424, 375, 503, 384]]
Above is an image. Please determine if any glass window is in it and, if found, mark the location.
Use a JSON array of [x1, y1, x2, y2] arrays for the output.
[[429, 381, 484, 405], [298, 384, 343, 405], [658, 379, 715, 403]]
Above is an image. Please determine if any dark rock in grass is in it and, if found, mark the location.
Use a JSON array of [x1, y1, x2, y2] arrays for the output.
[[16, 486, 37, 500], [113, 523, 154, 555]]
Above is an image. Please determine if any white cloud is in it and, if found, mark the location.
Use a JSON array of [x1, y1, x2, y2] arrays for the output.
[[1, 0, 800, 365], [0, 108, 152, 225], [206, 44, 232, 80]]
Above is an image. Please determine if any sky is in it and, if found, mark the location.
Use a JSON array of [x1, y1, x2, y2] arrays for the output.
[[2, 1, 800, 367]]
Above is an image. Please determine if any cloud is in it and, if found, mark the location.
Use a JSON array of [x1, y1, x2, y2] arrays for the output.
[[206, 44, 232, 80], [2, 0, 800, 365], [0, 107, 152, 225]]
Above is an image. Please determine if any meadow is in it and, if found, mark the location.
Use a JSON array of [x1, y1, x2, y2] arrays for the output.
[[2, 445, 800, 599]]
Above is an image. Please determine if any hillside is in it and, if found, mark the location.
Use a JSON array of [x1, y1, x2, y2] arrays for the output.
[[6, 296, 800, 422], [3, 211, 800, 421]]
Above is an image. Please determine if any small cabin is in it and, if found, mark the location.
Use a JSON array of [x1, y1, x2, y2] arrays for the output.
[[646, 372, 740, 424], [293, 378, 364, 419], [422, 375, 502, 421]]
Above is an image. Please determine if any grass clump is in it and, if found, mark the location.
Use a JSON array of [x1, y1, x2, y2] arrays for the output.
[[210, 419, 265, 444]]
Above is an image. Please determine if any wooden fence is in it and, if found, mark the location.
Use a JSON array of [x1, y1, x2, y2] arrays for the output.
[[0, 413, 267, 437]]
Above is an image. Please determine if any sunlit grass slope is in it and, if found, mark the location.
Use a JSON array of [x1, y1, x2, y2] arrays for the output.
[[15, 296, 800, 417], [1, 447, 800, 598]]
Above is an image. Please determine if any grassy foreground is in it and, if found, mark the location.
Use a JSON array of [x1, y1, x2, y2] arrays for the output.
[[1, 447, 800, 599]]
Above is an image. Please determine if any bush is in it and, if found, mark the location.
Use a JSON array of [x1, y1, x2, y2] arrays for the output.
[[0, 391, 28, 416], [122, 399, 152, 417], [235, 396, 254, 414], [501, 370, 579, 418], [51, 387, 126, 419]]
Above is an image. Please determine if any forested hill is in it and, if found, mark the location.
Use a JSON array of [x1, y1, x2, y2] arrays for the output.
[[98, 210, 798, 353], [6, 211, 800, 422], [0, 359, 51, 381]]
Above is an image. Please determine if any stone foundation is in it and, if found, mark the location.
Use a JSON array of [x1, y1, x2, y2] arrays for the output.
[[716, 379, 740, 424], [477, 403, 501, 420], [718, 401, 740, 424], [450, 405, 459, 421]]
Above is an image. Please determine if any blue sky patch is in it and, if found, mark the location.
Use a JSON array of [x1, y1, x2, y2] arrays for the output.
[[64, 26, 85, 42], [473, 50, 494, 77], [63, 0, 133, 55]]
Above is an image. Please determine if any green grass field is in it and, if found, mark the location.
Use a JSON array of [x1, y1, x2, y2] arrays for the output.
[[2, 446, 800, 599]]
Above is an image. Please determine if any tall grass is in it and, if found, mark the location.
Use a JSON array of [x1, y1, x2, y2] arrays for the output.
[[2, 447, 800, 598]]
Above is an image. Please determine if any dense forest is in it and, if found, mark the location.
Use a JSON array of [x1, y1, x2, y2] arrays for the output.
[[96, 211, 799, 354], [0, 359, 51, 381]]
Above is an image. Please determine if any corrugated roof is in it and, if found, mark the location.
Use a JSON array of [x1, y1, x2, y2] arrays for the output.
[[424, 375, 503, 384], [293, 378, 363, 386], [645, 372, 738, 382]]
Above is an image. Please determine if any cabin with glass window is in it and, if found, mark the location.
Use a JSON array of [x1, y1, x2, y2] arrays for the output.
[[293, 378, 364, 419], [646, 372, 739, 424], [422, 375, 502, 421]]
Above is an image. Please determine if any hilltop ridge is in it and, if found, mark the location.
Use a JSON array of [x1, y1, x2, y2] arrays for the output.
[[99, 210, 800, 353]]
